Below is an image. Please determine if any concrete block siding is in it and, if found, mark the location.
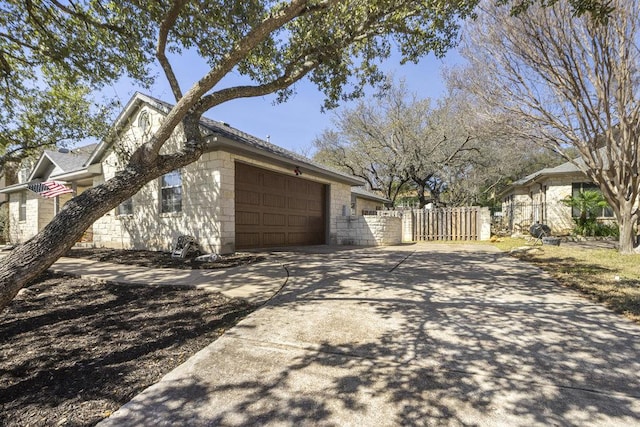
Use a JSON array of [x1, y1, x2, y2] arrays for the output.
[[335, 215, 402, 246]]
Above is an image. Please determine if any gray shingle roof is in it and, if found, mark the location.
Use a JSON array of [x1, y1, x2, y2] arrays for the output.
[[44, 144, 97, 173], [139, 93, 360, 183], [510, 158, 584, 187]]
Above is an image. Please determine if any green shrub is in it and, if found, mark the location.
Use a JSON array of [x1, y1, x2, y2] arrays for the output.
[[594, 222, 619, 237], [562, 190, 616, 237]]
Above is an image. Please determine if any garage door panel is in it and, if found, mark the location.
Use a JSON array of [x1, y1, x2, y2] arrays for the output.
[[236, 189, 261, 205], [263, 193, 286, 208], [263, 213, 286, 226], [236, 233, 260, 248], [263, 232, 286, 246], [236, 171, 261, 185], [236, 211, 260, 225], [288, 197, 308, 211], [307, 199, 323, 212], [308, 215, 324, 228], [263, 173, 286, 190], [287, 232, 312, 245], [288, 215, 308, 227], [235, 162, 326, 249], [288, 179, 308, 194]]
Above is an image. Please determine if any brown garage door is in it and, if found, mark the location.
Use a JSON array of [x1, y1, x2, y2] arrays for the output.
[[235, 162, 326, 249]]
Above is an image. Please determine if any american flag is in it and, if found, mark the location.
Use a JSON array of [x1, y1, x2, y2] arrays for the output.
[[27, 180, 74, 198]]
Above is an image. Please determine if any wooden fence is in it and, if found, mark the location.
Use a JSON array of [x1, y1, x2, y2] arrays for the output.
[[379, 206, 484, 241]]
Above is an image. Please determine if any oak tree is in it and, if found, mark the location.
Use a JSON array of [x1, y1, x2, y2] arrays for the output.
[[0, 0, 482, 310]]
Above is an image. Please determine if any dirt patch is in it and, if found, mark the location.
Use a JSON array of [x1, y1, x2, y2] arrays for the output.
[[65, 247, 265, 269], [0, 273, 255, 427]]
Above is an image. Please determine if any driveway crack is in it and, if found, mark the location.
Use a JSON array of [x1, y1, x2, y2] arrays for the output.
[[388, 251, 415, 273]]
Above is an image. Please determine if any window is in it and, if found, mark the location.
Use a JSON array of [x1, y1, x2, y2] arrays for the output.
[[117, 198, 133, 216], [19, 191, 27, 221], [571, 183, 614, 218], [161, 170, 182, 213], [18, 167, 29, 184], [138, 110, 151, 135]]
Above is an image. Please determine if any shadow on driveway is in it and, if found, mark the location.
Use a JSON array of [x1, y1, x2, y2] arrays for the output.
[[100, 244, 640, 426]]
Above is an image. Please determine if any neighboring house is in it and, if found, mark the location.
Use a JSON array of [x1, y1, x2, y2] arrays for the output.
[[499, 158, 615, 234], [0, 169, 15, 243], [351, 187, 390, 215], [0, 145, 98, 244], [0, 92, 369, 253]]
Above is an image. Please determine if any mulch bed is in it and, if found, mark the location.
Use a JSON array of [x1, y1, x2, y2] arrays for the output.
[[64, 248, 265, 269], [0, 273, 255, 427]]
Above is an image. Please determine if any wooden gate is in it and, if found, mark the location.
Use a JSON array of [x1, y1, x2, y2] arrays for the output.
[[409, 207, 481, 241]]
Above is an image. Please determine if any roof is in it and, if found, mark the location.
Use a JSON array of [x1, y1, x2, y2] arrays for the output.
[[29, 144, 98, 181], [351, 187, 391, 203], [2, 92, 365, 194], [87, 92, 363, 186], [1, 144, 101, 194], [500, 157, 588, 197]]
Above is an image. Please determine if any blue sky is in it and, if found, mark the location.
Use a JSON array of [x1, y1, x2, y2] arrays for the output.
[[104, 49, 462, 155]]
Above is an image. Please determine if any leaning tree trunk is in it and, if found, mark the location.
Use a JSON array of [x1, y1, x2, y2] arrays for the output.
[[0, 149, 201, 311]]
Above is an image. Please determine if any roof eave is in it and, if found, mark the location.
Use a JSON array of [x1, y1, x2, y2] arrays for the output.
[[50, 163, 102, 182], [498, 169, 587, 198], [28, 152, 61, 181], [0, 183, 28, 194], [208, 136, 364, 186], [356, 195, 391, 203]]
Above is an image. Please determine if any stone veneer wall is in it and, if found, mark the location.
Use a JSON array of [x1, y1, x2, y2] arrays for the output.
[[542, 178, 574, 233], [8, 190, 55, 243], [354, 197, 383, 215], [90, 105, 353, 254], [335, 215, 402, 246]]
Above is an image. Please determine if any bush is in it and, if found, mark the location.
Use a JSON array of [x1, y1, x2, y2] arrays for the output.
[[594, 222, 619, 237], [571, 218, 619, 237], [562, 190, 618, 237]]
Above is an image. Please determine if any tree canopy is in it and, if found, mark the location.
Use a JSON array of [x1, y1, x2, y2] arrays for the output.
[[0, 0, 152, 175], [314, 78, 566, 207]]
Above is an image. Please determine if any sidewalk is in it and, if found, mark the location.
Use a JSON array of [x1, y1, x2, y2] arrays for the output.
[[1, 250, 289, 305]]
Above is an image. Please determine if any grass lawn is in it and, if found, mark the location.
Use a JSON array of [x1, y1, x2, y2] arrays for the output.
[[489, 237, 640, 323]]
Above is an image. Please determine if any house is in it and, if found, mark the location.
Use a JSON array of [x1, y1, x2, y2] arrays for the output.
[[499, 157, 614, 234], [0, 169, 14, 243], [0, 92, 382, 253], [351, 187, 390, 215], [0, 146, 98, 244]]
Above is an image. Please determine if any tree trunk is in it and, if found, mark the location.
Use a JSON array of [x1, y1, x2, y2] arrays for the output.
[[416, 184, 428, 208], [617, 200, 638, 254], [0, 148, 201, 311]]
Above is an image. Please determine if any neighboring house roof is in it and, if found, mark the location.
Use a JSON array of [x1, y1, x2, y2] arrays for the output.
[[29, 144, 98, 182], [0, 144, 101, 194], [500, 158, 588, 198], [351, 187, 391, 204], [87, 92, 364, 186]]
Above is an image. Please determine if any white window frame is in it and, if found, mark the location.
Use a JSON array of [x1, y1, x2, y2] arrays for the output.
[[117, 198, 134, 216], [18, 191, 27, 221], [160, 170, 182, 214]]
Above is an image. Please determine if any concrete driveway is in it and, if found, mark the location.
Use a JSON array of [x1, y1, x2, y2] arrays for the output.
[[100, 244, 640, 426]]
